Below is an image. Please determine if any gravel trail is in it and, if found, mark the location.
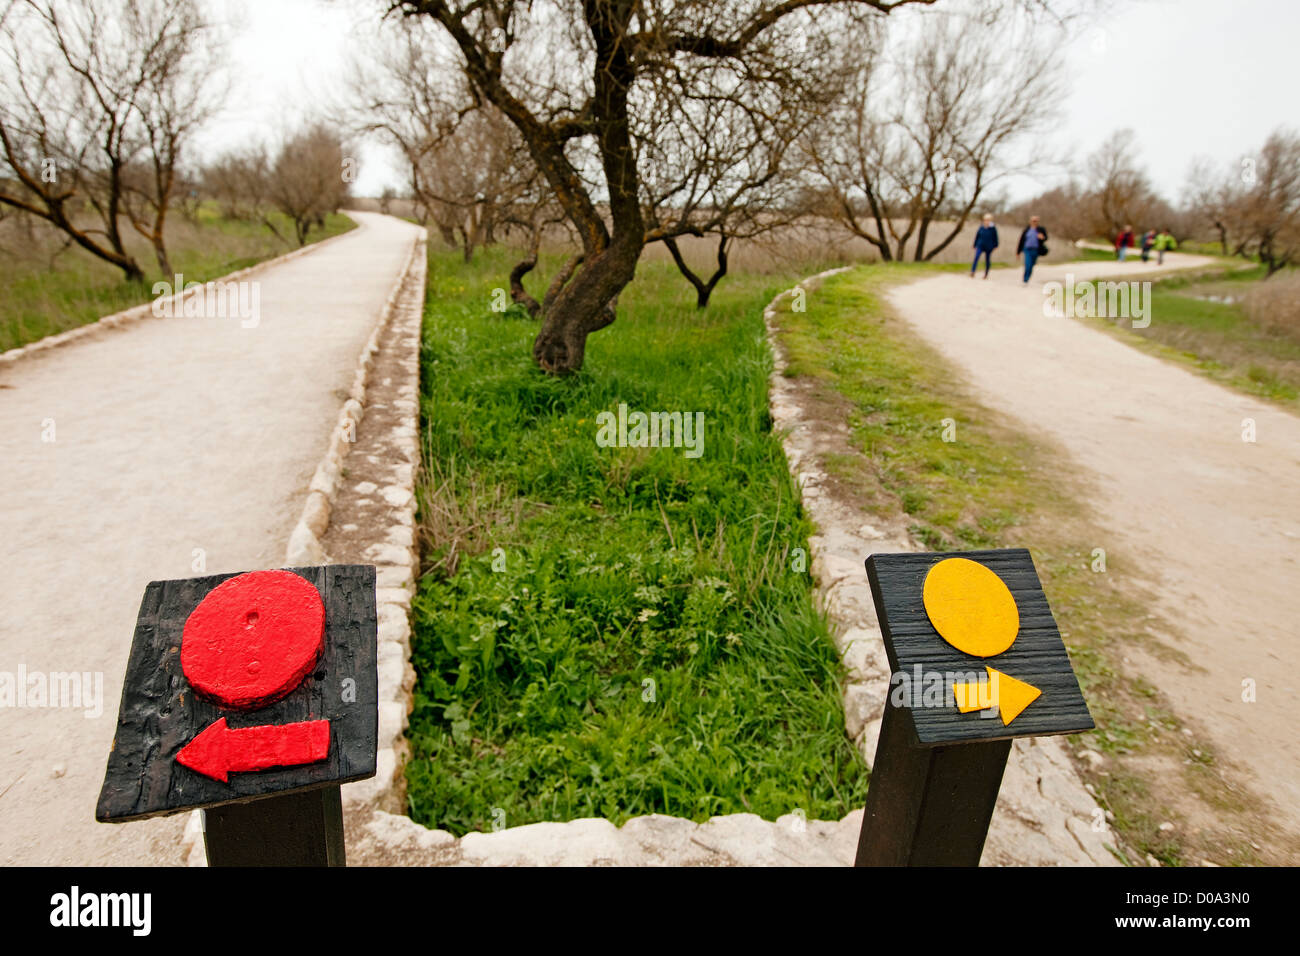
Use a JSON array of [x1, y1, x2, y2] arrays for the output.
[[886, 250, 1300, 844]]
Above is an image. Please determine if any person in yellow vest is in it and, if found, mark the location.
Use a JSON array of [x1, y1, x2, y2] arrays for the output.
[[1154, 229, 1177, 265]]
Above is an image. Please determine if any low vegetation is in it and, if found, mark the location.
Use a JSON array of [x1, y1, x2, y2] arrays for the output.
[[405, 246, 867, 835], [1075, 265, 1300, 408]]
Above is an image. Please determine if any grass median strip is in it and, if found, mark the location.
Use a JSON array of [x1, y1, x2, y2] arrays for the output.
[[406, 247, 866, 835]]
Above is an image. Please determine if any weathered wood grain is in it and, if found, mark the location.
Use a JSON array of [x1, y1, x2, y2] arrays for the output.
[[96, 565, 378, 822], [855, 701, 1011, 866], [865, 548, 1094, 746]]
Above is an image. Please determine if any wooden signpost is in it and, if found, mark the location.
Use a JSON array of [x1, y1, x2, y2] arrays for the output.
[[855, 548, 1094, 867], [96, 565, 378, 866]]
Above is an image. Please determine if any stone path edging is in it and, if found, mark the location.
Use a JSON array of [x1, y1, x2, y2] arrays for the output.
[[180, 227, 427, 866], [282, 234, 424, 572], [764, 267, 1121, 866]]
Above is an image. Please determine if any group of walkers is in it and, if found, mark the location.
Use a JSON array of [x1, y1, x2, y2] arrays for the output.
[[968, 214, 1179, 282], [969, 214, 1050, 283], [1113, 225, 1178, 264]]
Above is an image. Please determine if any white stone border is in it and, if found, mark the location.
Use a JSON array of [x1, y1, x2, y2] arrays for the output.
[[335, 233, 426, 814], [181, 227, 428, 866], [1, 216, 364, 366], [762, 266, 1120, 866], [281, 234, 424, 570]]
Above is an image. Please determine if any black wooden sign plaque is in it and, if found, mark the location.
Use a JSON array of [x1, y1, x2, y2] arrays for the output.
[[866, 548, 1093, 744], [96, 565, 378, 827]]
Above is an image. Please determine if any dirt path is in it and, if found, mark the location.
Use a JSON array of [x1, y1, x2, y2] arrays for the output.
[[0, 211, 424, 864], [886, 250, 1300, 844]]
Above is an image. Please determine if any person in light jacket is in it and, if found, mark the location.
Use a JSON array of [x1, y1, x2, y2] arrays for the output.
[[1154, 229, 1177, 264], [970, 214, 999, 279], [1016, 216, 1048, 284]]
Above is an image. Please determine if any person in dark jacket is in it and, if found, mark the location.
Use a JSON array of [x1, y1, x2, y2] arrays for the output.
[[970, 214, 999, 279], [1016, 216, 1048, 283], [1141, 229, 1156, 262], [1115, 224, 1135, 261]]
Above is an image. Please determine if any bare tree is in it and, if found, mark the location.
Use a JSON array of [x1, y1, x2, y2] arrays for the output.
[[0, 0, 220, 281], [392, 0, 946, 375], [264, 124, 351, 246], [802, 8, 1062, 261], [1083, 128, 1159, 241], [203, 148, 271, 222], [1229, 130, 1300, 276], [1183, 132, 1300, 275], [422, 106, 541, 260], [1002, 179, 1092, 242], [346, 20, 542, 261], [1184, 157, 1231, 254], [637, 37, 848, 307], [119, 1, 223, 275]]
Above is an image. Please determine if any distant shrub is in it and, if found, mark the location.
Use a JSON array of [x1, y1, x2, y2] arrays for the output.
[[1242, 271, 1300, 340]]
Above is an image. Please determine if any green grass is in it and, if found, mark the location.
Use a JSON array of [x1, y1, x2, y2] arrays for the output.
[[1068, 246, 1179, 264], [778, 263, 1046, 551], [775, 264, 1282, 866], [405, 246, 866, 835], [1064, 265, 1300, 408], [0, 207, 355, 352], [1072, 246, 1125, 263], [1175, 239, 1236, 257]]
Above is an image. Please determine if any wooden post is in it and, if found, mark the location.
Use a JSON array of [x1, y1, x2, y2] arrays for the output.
[[203, 785, 346, 867], [854, 549, 1094, 867], [855, 698, 1011, 866]]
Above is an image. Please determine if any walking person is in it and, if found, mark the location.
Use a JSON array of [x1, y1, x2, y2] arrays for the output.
[[1141, 228, 1156, 263], [970, 213, 999, 279], [1155, 228, 1177, 265], [1115, 224, 1135, 262], [1016, 215, 1048, 284]]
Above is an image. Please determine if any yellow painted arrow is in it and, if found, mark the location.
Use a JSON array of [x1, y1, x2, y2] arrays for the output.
[[954, 667, 1041, 726]]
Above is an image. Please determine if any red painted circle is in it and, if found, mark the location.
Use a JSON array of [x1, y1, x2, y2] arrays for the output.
[[181, 570, 325, 710]]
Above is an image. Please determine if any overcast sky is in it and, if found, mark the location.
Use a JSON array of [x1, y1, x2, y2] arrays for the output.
[[196, 0, 1299, 203], [1015, 0, 1300, 203]]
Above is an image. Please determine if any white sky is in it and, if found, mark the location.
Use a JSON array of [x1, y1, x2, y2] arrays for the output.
[[1005, 0, 1300, 203], [192, 0, 403, 194], [194, 0, 1299, 204]]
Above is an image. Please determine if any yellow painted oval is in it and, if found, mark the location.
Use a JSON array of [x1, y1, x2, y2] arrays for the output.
[[922, 558, 1019, 658]]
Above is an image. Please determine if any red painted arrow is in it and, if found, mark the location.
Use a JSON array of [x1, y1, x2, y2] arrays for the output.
[[176, 717, 331, 783]]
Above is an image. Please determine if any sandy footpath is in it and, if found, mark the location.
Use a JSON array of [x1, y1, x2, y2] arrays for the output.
[[0, 211, 424, 864], [886, 251, 1300, 842]]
